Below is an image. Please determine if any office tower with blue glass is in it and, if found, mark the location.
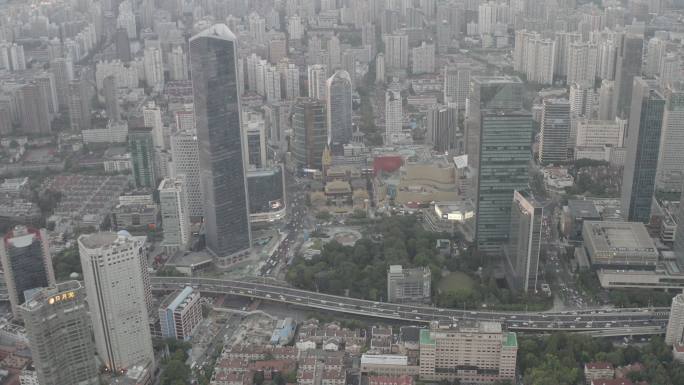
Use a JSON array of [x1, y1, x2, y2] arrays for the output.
[[293, 97, 328, 170], [471, 76, 533, 255], [0, 225, 55, 318], [190, 24, 252, 268], [326, 70, 353, 147], [621, 77, 665, 223], [505, 190, 543, 293]]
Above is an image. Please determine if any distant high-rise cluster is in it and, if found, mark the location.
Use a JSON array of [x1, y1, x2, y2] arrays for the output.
[[514, 30, 555, 85], [5, 0, 684, 382]]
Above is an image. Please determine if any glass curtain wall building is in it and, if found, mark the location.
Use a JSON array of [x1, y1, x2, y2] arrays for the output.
[[190, 24, 252, 266]]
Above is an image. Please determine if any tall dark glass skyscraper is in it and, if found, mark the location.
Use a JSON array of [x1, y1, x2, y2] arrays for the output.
[[190, 24, 251, 267], [0, 226, 55, 318], [326, 70, 353, 146], [293, 97, 328, 170], [476, 111, 534, 254], [621, 77, 665, 223], [470, 77, 533, 255], [504, 190, 543, 293], [614, 33, 644, 118], [128, 127, 157, 189], [467, 76, 524, 169]]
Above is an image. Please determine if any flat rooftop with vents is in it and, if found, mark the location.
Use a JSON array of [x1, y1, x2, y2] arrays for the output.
[[582, 221, 658, 268]]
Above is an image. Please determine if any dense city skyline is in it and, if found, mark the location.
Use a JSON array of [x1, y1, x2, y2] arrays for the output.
[[1, 0, 684, 384]]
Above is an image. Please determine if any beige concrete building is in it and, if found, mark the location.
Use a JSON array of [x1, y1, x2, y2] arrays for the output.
[[582, 221, 659, 268], [395, 161, 460, 204], [419, 321, 517, 384], [360, 355, 420, 376]]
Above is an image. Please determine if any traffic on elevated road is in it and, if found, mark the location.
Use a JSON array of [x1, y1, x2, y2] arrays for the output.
[[150, 276, 670, 333]]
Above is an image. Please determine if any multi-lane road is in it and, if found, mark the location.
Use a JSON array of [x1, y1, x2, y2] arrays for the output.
[[150, 276, 669, 334]]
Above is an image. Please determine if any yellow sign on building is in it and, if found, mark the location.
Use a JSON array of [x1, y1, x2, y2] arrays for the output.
[[47, 291, 76, 305]]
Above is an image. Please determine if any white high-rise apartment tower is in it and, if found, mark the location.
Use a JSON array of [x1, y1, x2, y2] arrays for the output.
[[49, 57, 74, 109], [255, 59, 269, 96], [143, 46, 164, 91], [666, 294, 684, 346], [598, 80, 616, 120], [411, 42, 435, 74], [328, 35, 341, 70], [597, 38, 618, 80], [553, 32, 581, 77], [569, 82, 595, 149], [0, 42, 10, 70], [514, 30, 555, 85], [279, 60, 300, 100], [657, 87, 684, 192], [78, 232, 154, 372], [566, 42, 597, 85], [383, 33, 409, 70], [143, 101, 164, 148], [168, 45, 188, 81], [478, 2, 496, 35], [9, 43, 26, 71], [385, 88, 403, 144], [308, 64, 328, 100], [265, 64, 281, 102], [376, 53, 385, 84], [170, 131, 203, 218], [569, 82, 594, 118], [530, 38, 555, 85], [645, 37, 666, 77], [249, 13, 266, 44], [246, 53, 260, 92], [159, 178, 191, 252], [443, 64, 470, 109], [660, 54, 681, 89], [117, 0, 136, 38], [288, 15, 303, 40]]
